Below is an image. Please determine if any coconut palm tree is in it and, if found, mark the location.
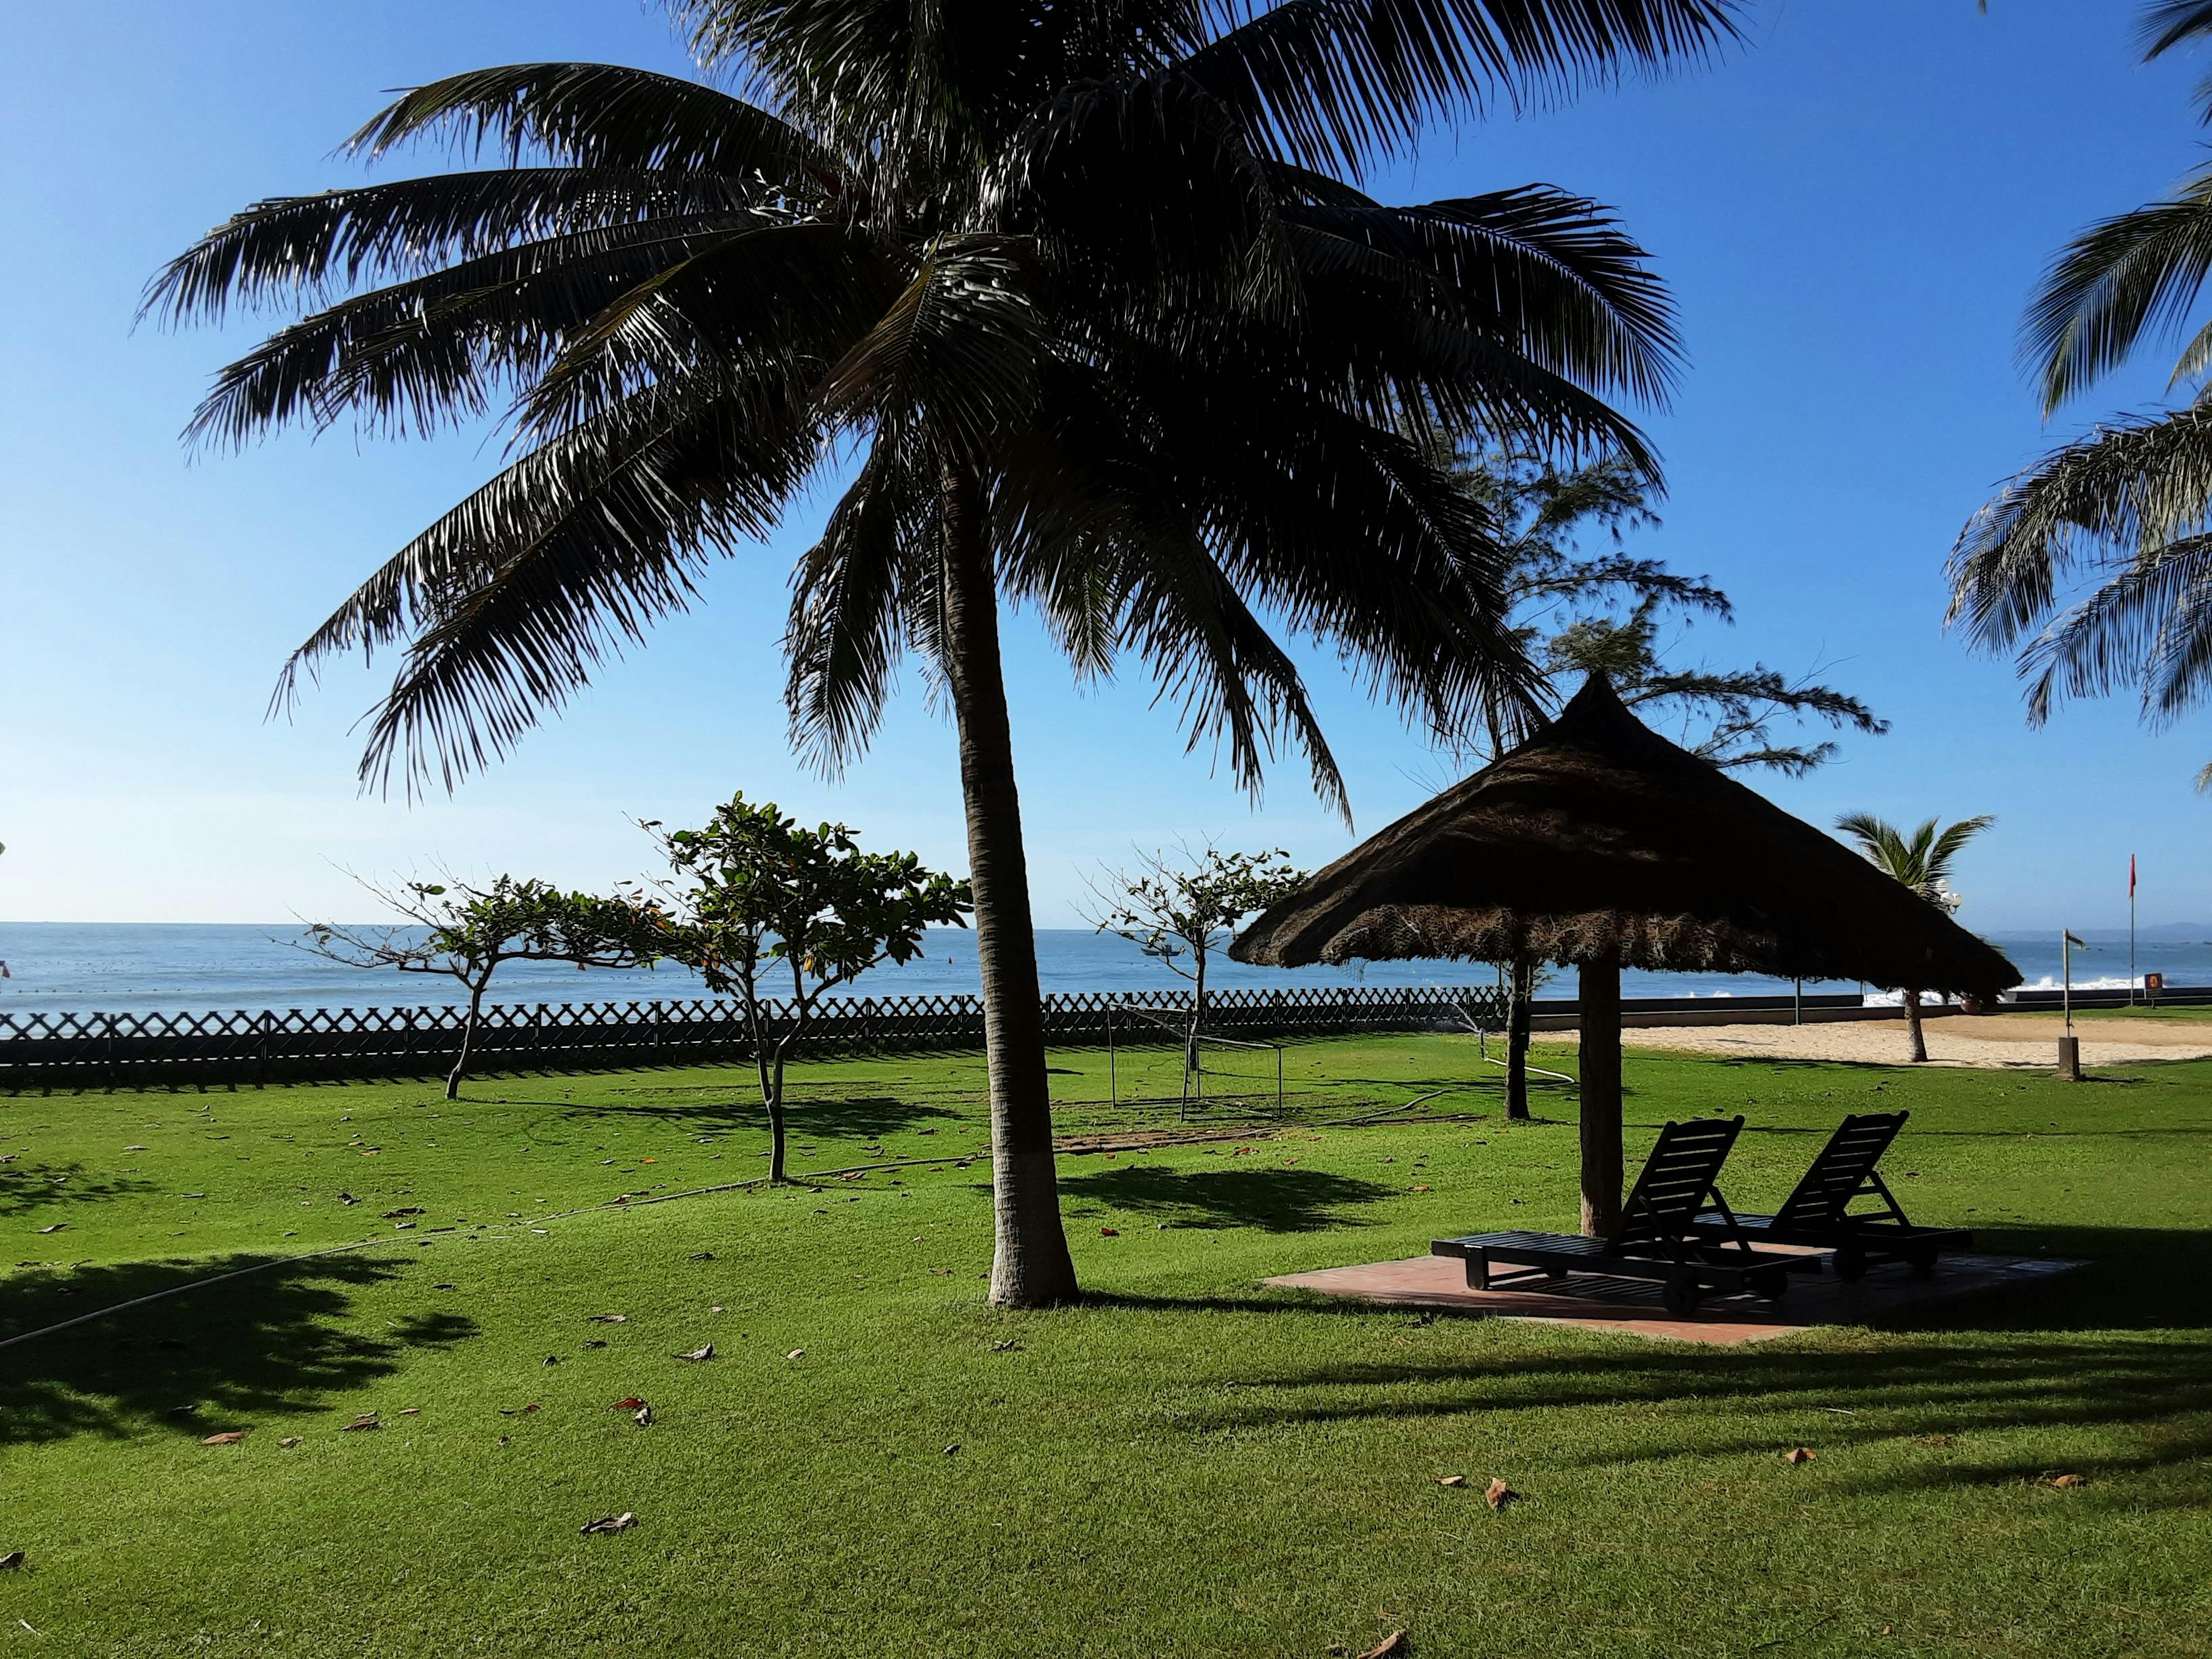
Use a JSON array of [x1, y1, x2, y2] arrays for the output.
[[148, 0, 1738, 1306], [1949, 1, 2212, 784], [1833, 813, 1996, 1062]]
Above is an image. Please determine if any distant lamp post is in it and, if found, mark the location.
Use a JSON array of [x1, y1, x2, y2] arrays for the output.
[[2059, 928, 2089, 1081]]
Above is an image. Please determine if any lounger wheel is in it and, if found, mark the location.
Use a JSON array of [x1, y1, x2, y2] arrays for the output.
[[1749, 1267, 1790, 1301], [1832, 1246, 1868, 1282], [1662, 1277, 1700, 1315]]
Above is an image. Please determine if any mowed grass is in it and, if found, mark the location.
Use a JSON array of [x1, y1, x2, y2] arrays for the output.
[[2070, 1001, 2212, 1023], [3, 1036, 2210, 1658]]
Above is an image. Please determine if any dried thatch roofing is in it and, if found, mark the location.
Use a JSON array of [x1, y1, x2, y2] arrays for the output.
[[1231, 675, 2019, 996]]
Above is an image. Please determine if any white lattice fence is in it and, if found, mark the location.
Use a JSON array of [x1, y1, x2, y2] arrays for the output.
[[0, 983, 1507, 1088]]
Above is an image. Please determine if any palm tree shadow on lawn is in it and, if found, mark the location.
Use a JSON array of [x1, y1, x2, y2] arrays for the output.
[[1059, 1164, 1395, 1233], [0, 1254, 477, 1448], [506, 1090, 964, 1144]]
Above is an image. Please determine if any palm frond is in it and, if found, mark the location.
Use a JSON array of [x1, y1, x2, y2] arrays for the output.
[[144, 167, 760, 325], [183, 215, 762, 449], [1948, 396, 2212, 653], [2017, 530, 2212, 721], [344, 62, 832, 181], [1286, 183, 1680, 406], [817, 237, 1043, 459], [1181, 0, 1739, 177], [783, 431, 938, 769], [283, 375, 818, 794], [2024, 167, 2212, 413]]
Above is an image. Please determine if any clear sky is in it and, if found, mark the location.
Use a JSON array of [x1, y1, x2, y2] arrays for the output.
[[3, 0, 2208, 931]]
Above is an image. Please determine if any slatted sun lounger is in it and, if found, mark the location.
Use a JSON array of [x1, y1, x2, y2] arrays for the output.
[[1687, 1109, 1970, 1279], [1431, 1115, 1814, 1315]]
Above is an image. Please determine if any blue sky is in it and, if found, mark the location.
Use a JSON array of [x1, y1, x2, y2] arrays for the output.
[[3, 0, 2209, 930]]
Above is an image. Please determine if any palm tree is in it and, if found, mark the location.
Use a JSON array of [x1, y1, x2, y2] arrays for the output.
[[1949, 1, 2212, 784], [148, 0, 1738, 1307], [1832, 813, 1996, 1062]]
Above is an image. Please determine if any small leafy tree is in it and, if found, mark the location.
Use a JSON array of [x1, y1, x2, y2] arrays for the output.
[[304, 874, 668, 1099], [1834, 813, 1998, 1063], [643, 796, 970, 1181], [1084, 845, 1307, 1081]]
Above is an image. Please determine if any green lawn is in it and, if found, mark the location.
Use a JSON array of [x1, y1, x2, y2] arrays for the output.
[[2068, 1002, 2212, 1023], [3, 1036, 2209, 1658]]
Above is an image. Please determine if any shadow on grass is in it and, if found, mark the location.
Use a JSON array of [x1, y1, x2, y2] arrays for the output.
[[1088, 1225, 2212, 1491], [1, 1160, 159, 1221], [509, 1090, 966, 1142], [0, 1253, 476, 1447], [1060, 1165, 1395, 1232]]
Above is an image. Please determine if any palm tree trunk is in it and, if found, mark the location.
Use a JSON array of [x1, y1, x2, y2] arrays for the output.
[[939, 465, 1079, 1308], [1505, 956, 1534, 1122], [1904, 989, 1927, 1063]]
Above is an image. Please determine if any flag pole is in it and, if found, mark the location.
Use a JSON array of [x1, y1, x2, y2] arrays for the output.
[[2129, 853, 2138, 1008]]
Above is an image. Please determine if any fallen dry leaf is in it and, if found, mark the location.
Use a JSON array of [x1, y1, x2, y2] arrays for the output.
[[634, 1405, 654, 1427], [674, 1344, 715, 1363], [398, 1408, 421, 1416], [1484, 1478, 1516, 1511], [1783, 1448, 1816, 1466], [201, 1431, 248, 1446], [579, 1512, 636, 1536], [278, 1437, 302, 1448], [689, 1251, 716, 1261], [943, 1443, 961, 1456], [588, 1313, 628, 1324], [613, 1397, 647, 1411], [709, 1305, 726, 1314], [582, 1339, 608, 1350], [1435, 1475, 1466, 1488], [432, 1283, 457, 1291], [785, 1348, 805, 1361], [382, 1207, 426, 1219], [341, 1413, 381, 1432], [337, 1193, 361, 1205], [2049, 1473, 2088, 1489], [0, 1552, 22, 1572], [1355, 1631, 1410, 1659], [1099, 1227, 1120, 1237], [34, 1225, 64, 1235]]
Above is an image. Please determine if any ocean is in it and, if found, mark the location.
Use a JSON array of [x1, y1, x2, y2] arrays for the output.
[[0, 923, 2203, 1017]]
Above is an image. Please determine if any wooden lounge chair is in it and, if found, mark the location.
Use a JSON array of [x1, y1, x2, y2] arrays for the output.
[[1689, 1110, 1970, 1279], [1431, 1115, 1814, 1315]]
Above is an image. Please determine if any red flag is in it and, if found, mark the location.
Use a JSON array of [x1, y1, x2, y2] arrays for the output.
[[2131, 854, 2137, 897]]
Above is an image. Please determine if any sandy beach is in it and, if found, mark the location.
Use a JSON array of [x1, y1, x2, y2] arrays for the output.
[[1550, 1013, 2212, 1068]]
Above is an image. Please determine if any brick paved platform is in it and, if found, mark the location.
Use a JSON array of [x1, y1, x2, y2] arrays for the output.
[[1264, 1251, 2081, 1345]]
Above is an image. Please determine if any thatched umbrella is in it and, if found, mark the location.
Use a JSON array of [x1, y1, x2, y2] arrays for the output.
[[1230, 674, 2018, 1235]]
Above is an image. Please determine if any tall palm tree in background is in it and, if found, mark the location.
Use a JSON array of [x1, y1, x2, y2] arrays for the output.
[[149, 0, 1738, 1305], [1834, 813, 1996, 1062], [1950, 1, 2212, 784]]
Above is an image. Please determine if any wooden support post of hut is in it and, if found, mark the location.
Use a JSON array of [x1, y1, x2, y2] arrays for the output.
[[1231, 675, 2018, 1236]]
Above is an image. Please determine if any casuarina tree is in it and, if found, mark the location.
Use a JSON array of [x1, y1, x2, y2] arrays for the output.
[[150, 0, 1738, 1304], [641, 796, 970, 1181]]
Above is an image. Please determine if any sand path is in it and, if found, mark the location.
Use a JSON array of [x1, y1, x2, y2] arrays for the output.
[[1549, 1013, 2212, 1068]]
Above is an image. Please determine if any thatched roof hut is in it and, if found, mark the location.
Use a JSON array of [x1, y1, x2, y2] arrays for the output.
[[1231, 674, 2018, 1233]]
